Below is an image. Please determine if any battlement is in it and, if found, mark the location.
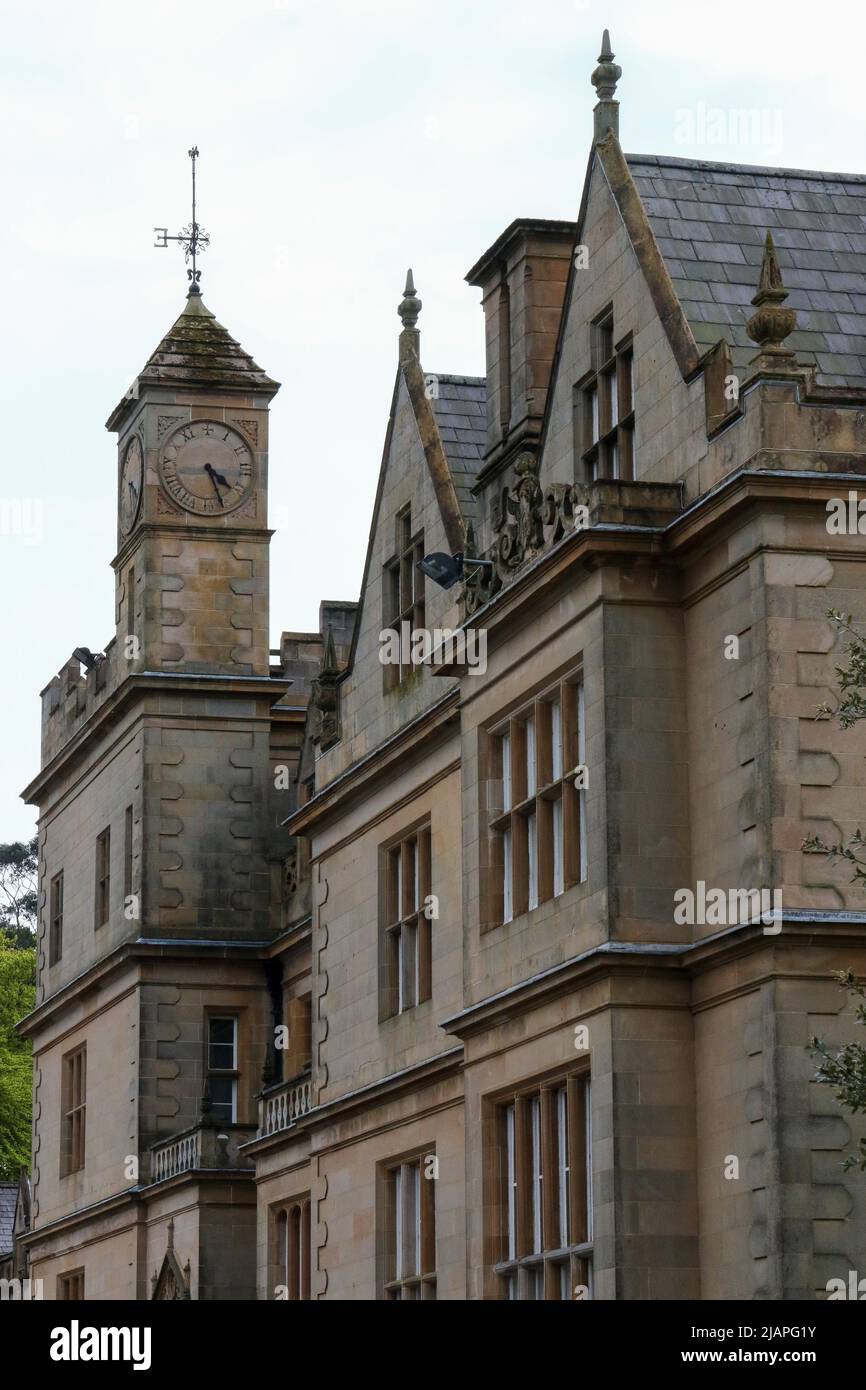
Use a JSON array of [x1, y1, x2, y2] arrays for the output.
[[39, 638, 120, 767]]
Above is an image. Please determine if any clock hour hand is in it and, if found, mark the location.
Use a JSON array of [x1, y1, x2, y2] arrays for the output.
[[203, 462, 225, 507]]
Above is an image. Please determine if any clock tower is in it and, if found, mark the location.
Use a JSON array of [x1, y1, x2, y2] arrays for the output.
[[107, 286, 279, 677]]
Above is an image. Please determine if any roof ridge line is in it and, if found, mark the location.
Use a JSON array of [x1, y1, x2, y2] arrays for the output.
[[625, 151, 866, 183]]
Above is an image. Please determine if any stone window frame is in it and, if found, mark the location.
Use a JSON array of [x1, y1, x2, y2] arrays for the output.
[[382, 504, 426, 689], [57, 1267, 85, 1300], [378, 821, 433, 1020], [483, 672, 586, 932], [271, 1194, 311, 1301], [488, 1070, 592, 1301], [123, 805, 134, 901], [94, 825, 111, 929], [378, 1148, 437, 1301], [60, 1044, 86, 1178], [49, 869, 64, 966], [575, 307, 634, 483]]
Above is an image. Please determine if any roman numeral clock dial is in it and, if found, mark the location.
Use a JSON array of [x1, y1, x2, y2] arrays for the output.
[[119, 434, 144, 534], [158, 420, 255, 516]]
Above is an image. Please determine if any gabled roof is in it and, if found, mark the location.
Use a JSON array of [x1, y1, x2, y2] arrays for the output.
[[430, 375, 486, 524], [628, 153, 866, 386], [106, 290, 279, 428]]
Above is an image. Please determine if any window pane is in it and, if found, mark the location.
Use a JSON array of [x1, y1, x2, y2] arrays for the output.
[[410, 1163, 420, 1277], [557, 1086, 569, 1247], [620, 350, 633, 414], [553, 798, 564, 897], [526, 716, 536, 796], [578, 683, 587, 883], [527, 811, 538, 912], [210, 1075, 234, 1122], [504, 1104, 516, 1261], [530, 1096, 542, 1255], [394, 1168, 403, 1281], [209, 1018, 236, 1069], [551, 700, 562, 780], [401, 919, 417, 1012], [609, 370, 618, 424], [501, 732, 511, 811], [590, 388, 599, 444], [397, 929, 404, 1013], [502, 829, 512, 924]]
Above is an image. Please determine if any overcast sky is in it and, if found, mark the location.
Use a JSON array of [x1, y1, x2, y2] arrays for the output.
[[2, 0, 865, 840]]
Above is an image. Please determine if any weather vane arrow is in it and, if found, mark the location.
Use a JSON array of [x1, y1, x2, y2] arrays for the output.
[[154, 146, 210, 296]]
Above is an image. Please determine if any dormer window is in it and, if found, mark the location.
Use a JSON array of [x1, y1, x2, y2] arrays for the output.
[[575, 310, 634, 483]]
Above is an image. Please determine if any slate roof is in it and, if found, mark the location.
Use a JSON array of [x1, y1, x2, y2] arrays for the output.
[[627, 154, 866, 387], [0, 1183, 16, 1256], [430, 374, 486, 524]]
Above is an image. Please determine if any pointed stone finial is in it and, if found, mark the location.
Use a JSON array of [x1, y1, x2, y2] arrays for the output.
[[398, 269, 422, 330], [167, 1218, 175, 1253], [747, 231, 798, 367], [321, 625, 338, 678], [591, 29, 621, 141]]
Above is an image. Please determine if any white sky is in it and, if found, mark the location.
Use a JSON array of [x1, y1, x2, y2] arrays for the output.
[[2, 0, 865, 839]]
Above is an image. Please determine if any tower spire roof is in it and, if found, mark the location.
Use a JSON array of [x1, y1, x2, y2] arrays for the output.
[[105, 294, 279, 431]]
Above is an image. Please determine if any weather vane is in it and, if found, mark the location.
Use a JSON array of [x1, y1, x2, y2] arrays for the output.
[[154, 146, 210, 295]]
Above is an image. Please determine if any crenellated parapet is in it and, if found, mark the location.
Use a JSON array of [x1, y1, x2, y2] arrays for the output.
[[38, 638, 120, 767]]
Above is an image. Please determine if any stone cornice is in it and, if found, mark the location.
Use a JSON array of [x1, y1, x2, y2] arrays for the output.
[[16, 936, 272, 1040], [440, 916, 866, 1039]]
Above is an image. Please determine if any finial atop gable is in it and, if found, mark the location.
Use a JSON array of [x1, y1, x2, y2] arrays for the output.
[[591, 29, 621, 142], [398, 269, 422, 329], [398, 268, 422, 362], [747, 231, 799, 372]]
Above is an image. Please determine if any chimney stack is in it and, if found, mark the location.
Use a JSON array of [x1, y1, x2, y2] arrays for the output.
[[465, 219, 576, 473]]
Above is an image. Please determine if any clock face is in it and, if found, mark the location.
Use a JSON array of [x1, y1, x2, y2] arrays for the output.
[[120, 435, 143, 535], [158, 420, 255, 516]]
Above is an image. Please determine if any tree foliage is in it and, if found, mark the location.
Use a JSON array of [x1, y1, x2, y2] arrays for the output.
[[809, 972, 866, 1171], [0, 837, 38, 949], [803, 611, 866, 1167], [0, 944, 35, 1180]]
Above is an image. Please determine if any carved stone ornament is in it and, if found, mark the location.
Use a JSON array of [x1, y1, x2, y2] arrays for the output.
[[151, 1219, 192, 1300], [463, 472, 591, 613], [493, 451, 545, 580], [310, 627, 340, 748]]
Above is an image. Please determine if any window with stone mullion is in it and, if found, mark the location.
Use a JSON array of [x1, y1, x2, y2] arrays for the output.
[[384, 506, 426, 686], [382, 828, 432, 1016], [383, 1156, 436, 1301], [495, 1074, 591, 1300], [490, 677, 585, 926]]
